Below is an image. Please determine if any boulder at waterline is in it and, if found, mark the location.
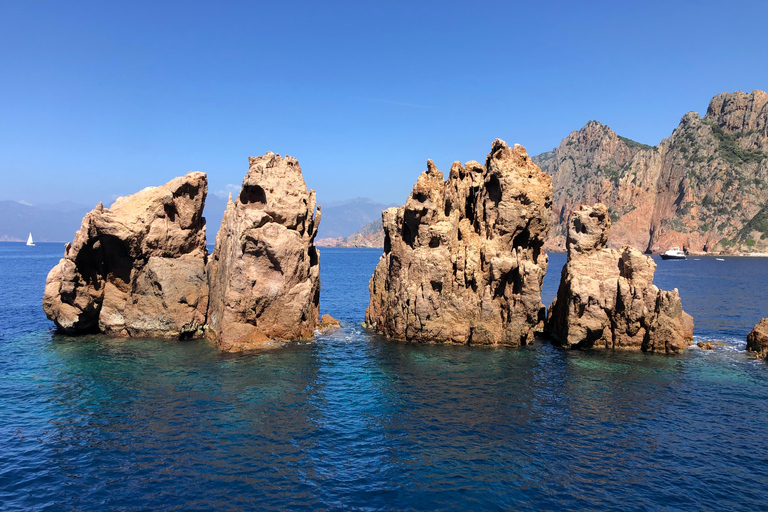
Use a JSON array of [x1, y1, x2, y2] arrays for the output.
[[546, 203, 694, 353], [318, 314, 341, 333], [365, 139, 553, 346], [747, 318, 768, 359], [206, 152, 321, 352], [43, 172, 209, 337]]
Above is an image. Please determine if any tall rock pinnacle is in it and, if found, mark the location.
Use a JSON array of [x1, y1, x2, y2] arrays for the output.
[[365, 139, 553, 346], [206, 152, 321, 352]]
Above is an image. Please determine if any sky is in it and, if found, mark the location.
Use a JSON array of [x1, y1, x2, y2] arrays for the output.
[[1, 0, 767, 208]]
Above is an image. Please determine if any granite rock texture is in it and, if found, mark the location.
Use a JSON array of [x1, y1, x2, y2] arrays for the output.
[[43, 172, 209, 337], [546, 203, 694, 352], [746, 318, 768, 359], [365, 139, 553, 346], [206, 152, 321, 352]]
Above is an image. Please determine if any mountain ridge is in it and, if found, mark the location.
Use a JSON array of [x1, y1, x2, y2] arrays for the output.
[[534, 89, 768, 254]]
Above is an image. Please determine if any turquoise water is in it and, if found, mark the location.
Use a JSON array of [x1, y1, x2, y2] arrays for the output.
[[1, 244, 767, 510]]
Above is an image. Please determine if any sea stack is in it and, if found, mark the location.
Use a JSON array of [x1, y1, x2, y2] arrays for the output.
[[43, 172, 209, 337], [546, 203, 694, 352], [365, 139, 553, 346], [206, 152, 321, 352], [747, 318, 768, 359]]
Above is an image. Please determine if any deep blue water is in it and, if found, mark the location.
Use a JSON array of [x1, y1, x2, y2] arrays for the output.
[[2, 243, 768, 511]]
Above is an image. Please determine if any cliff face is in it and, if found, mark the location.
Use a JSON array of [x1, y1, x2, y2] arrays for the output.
[[43, 173, 209, 337], [534, 90, 768, 254], [365, 140, 552, 346], [206, 152, 321, 352]]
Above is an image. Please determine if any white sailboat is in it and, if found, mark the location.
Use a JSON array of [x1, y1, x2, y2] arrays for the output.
[[26, 233, 35, 246]]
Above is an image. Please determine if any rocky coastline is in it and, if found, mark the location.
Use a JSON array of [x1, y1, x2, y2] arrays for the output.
[[52, 88, 768, 357]]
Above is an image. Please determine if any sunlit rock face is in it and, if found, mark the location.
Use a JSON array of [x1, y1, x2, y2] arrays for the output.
[[206, 152, 321, 352], [365, 139, 553, 346], [43, 172, 209, 338], [747, 318, 768, 359], [546, 203, 694, 353]]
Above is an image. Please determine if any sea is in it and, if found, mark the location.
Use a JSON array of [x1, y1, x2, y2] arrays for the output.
[[1, 243, 768, 511]]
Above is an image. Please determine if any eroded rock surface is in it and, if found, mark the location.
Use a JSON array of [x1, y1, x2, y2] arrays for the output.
[[43, 172, 209, 337], [206, 152, 321, 352], [365, 139, 552, 346], [747, 318, 768, 359], [546, 204, 694, 352]]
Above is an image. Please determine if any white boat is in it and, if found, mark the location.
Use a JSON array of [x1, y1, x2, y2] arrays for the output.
[[26, 233, 35, 246], [660, 247, 686, 260]]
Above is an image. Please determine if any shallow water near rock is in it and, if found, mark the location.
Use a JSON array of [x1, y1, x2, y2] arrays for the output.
[[2, 243, 768, 510]]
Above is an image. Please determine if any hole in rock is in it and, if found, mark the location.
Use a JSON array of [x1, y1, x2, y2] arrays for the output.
[[512, 228, 530, 249], [164, 203, 177, 222], [487, 175, 502, 204], [309, 246, 319, 267], [240, 185, 267, 205]]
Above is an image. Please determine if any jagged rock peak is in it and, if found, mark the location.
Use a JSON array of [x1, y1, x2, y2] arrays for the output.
[[546, 203, 694, 353], [43, 172, 209, 337], [206, 153, 321, 352], [705, 89, 768, 134], [365, 139, 553, 346]]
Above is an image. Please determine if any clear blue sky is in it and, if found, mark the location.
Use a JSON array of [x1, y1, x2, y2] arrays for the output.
[[1, 0, 766, 208]]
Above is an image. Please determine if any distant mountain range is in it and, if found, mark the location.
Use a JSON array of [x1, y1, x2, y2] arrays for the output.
[[316, 218, 386, 248], [0, 201, 92, 242], [314, 198, 396, 239], [0, 194, 395, 245]]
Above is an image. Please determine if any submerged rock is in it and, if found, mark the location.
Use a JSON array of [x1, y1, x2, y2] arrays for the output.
[[697, 341, 714, 350], [43, 172, 209, 337], [747, 318, 768, 359], [206, 152, 321, 352], [365, 139, 553, 346], [546, 204, 694, 353]]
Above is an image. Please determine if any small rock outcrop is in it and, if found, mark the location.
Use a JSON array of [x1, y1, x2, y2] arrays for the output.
[[546, 204, 694, 353], [206, 152, 321, 352], [747, 318, 768, 359], [318, 314, 341, 333], [365, 139, 553, 346], [43, 172, 209, 337]]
